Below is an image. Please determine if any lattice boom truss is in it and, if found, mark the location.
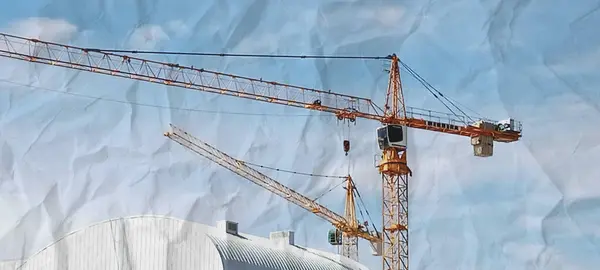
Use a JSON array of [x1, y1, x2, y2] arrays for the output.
[[164, 124, 380, 243], [0, 33, 376, 117], [0, 33, 521, 142]]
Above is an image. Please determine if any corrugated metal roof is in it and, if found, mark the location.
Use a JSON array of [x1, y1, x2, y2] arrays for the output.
[[209, 235, 351, 270], [5, 215, 369, 270]]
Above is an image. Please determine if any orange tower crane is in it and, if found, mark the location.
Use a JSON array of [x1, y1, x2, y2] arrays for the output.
[[0, 33, 523, 270]]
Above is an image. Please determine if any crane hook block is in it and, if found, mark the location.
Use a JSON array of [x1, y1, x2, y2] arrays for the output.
[[343, 140, 350, 156]]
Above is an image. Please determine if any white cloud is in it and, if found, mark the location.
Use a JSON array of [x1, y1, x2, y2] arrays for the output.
[[127, 24, 170, 50], [165, 20, 192, 38], [0, 18, 82, 91], [2, 17, 77, 43], [315, 4, 408, 30], [349, 5, 406, 28]]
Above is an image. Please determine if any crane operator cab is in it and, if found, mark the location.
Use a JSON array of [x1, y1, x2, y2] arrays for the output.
[[328, 228, 343, 245], [377, 124, 408, 151]]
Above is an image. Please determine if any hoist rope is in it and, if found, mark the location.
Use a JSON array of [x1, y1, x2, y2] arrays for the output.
[[312, 178, 349, 202], [243, 160, 347, 179], [86, 49, 390, 60], [353, 185, 379, 234]]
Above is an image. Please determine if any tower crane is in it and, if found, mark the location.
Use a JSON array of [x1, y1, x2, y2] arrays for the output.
[[0, 33, 523, 270], [164, 124, 376, 261]]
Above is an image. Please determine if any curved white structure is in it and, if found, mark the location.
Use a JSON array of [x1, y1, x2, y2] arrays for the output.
[[1, 215, 370, 270]]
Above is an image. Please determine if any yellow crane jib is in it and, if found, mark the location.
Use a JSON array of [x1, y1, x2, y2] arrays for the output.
[[164, 124, 382, 250]]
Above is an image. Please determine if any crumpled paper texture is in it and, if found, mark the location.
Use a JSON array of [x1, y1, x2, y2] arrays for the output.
[[0, 0, 599, 269]]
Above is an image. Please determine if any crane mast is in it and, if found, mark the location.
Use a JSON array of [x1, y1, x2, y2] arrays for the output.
[[379, 55, 411, 269], [0, 33, 523, 270], [342, 178, 360, 261]]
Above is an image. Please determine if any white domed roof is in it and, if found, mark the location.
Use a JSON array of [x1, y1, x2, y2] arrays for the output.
[[4, 215, 370, 270]]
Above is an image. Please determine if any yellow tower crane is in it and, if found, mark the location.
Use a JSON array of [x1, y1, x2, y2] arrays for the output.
[[0, 33, 523, 270], [164, 124, 378, 261]]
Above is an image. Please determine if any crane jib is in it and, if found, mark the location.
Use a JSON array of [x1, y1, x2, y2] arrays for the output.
[[164, 126, 379, 243], [0, 33, 521, 145]]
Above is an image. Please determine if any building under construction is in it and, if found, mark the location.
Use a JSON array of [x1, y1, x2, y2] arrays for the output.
[[0, 215, 369, 270]]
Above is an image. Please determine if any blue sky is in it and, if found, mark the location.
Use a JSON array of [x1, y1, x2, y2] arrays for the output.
[[0, 0, 599, 269]]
